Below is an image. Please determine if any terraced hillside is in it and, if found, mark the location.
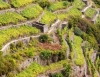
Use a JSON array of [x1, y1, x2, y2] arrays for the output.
[[0, 0, 100, 77]]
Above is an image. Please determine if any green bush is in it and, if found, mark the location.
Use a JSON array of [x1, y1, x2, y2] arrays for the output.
[[40, 50, 51, 60], [62, 64, 72, 77], [52, 72, 64, 77], [39, 34, 49, 43], [74, 27, 83, 36], [16, 41, 23, 49], [37, 0, 51, 9]]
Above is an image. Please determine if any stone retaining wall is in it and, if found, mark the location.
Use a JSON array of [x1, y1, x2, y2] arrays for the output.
[[1, 35, 40, 55]]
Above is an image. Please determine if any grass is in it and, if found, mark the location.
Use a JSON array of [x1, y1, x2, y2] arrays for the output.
[[85, 7, 97, 19], [15, 60, 68, 77], [40, 10, 56, 27], [21, 4, 43, 19], [0, 12, 26, 26], [0, 0, 10, 9], [10, 0, 34, 8], [48, 1, 70, 11], [73, 0, 85, 10], [0, 25, 40, 49], [73, 35, 85, 66], [57, 7, 82, 20]]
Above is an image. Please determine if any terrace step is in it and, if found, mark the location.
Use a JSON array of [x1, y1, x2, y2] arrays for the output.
[[1, 20, 63, 55], [91, 9, 99, 24], [48, 19, 62, 34], [37, 11, 45, 22], [15, 3, 36, 13], [53, 6, 73, 14], [0, 19, 35, 31], [81, 3, 92, 14], [37, 67, 64, 77], [1, 35, 40, 55], [0, 8, 15, 14]]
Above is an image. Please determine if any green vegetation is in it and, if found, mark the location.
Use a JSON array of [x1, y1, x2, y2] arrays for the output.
[[0, 39, 39, 76], [52, 73, 64, 77], [62, 64, 72, 77], [85, 8, 97, 19], [36, 0, 51, 9], [92, 0, 100, 7], [40, 10, 56, 26], [0, 0, 99, 77], [0, 0, 10, 9], [73, 0, 85, 10], [0, 12, 26, 26], [48, 1, 70, 11], [0, 25, 39, 49], [39, 34, 50, 43], [10, 0, 33, 8], [73, 35, 85, 66], [40, 50, 51, 60], [96, 15, 100, 25], [74, 27, 83, 37], [16, 60, 68, 77], [57, 7, 82, 20], [85, 48, 99, 76], [21, 4, 43, 19]]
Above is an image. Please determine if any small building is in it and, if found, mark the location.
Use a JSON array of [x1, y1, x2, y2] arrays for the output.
[[32, 22, 48, 33]]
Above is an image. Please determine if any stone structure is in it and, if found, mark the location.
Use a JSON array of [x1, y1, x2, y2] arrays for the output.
[[61, 21, 68, 29], [82, 0, 89, 5], [48, 0, 57, 3], [1, 35, 40, 55], [90, 50, 97, 63], [0, 8, 15, 14], [33, 22, 48, 33], [3, 0, 9, 3], [81, 4, 92, 15], [91, 9, 99, 24]]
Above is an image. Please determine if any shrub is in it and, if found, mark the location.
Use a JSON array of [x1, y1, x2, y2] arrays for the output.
[[26, 51, 34, 58], [62, 64, 72, 77], [52, 72, 64, 77], [10, 43, 16, 50], [16, 41, 23, 49], [58, 51, 66, 60], [39, 34, 49, 43], [74, 27, 83, 36], [40, 50, 51, 60], [37, 0, 51, 9]]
